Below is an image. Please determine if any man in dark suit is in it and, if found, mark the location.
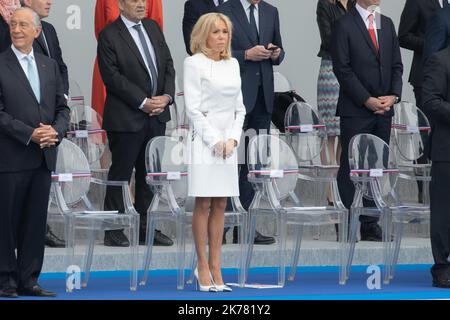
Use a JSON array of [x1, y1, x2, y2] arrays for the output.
[[0, 7, 69, 298], [19, 0, 68, 248], [98, 0, 175, 247], [219, 0, 284, 245], [331, 0, 403, 241], [424, 4, 450, 61], [182, 0, 226, 55], [423, 44, 450, 288], [21, 0, 69, 96]]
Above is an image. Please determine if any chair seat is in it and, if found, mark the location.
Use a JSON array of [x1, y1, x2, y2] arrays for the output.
[[286, 207, 345, 224], [390, 205, 430, 223]]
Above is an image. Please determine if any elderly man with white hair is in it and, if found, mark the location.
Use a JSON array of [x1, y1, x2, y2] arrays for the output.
[[0, 7, 69, 298]]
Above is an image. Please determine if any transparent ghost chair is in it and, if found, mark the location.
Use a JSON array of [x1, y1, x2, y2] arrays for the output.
[[66, 104, 107, 169], [392, 102, 431, 205], [68, 78, 84, 109], [165, 76, 182, 137], [139, 136, 246, 289], [284, 101, 340, 242], [50, 139, 139, 292], [274, 71, 294, 93], [171, 76, 190, 141], [240, 134, 348, 287], [346, 134, 429, 284]]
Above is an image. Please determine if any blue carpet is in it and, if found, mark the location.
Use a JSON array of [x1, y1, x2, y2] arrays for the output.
[[3, 265, 450, 300]]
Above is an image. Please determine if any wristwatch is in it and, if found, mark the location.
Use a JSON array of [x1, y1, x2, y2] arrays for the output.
[[394, 96, 400, 104]]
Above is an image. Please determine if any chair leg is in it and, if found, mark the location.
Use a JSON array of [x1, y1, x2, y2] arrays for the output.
[[82, 227, 96, 288], [313, 182, 320, 240], [139, 218, 156, 286], [288, 224, 303, 281], [389, 222, 404, 281], [346, 208, 360, 280], [176, 216, 186, 290], [237, 216, 247, 285], [186, 243, 197, 285], [277, 212, 287, 287], [382, 210, 393, 285], [239, 211, 256, 287], [130, 215, 139, 291], [339, 210, 349, 285], [64, 215, 76, 293]]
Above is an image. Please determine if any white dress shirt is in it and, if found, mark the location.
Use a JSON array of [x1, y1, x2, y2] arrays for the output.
[[11, 44, 38, 81], [355, 2, 378, 42], [240, 0, 259, 32]]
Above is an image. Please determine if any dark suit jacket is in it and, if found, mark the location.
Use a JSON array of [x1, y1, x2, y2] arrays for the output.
[[0, 48, 70, 173], [331, 6, 403, 118], [182, 0, 218, 55], [398, 0, 441, 87], [0, 16, 11, 53], [218, 0, 285, 114], [423, 46, 450, 161], [424, 6, 450, 62], [33, 20, 69, 95], [98, 17, 176, 133]]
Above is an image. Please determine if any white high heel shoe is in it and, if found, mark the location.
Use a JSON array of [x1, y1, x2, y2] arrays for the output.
[[194, 268, 218, 292], [210, 273, 233, 292]]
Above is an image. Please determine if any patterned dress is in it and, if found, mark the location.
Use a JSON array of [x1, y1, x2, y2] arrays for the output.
[[317, 59, 340, 136]]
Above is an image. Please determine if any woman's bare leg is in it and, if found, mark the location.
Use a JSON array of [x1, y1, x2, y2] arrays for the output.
[[192, 197, 213, 286], [208, 197, 227, 285]]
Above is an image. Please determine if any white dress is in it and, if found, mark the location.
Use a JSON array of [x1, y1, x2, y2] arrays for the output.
[[183, 53, 246, 197]]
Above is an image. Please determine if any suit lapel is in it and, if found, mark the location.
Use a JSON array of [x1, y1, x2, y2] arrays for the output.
[[351, 7, 380, 59], [115, 18, 150, 77], [5, 49, 39, 102], [431, 0, 441, 10], [231, 0, 257, 46], [35, 54, 48, 103], [35, 32, 49, 57]]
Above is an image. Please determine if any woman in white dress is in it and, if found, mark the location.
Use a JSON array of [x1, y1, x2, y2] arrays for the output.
[[184, 12, 246, 292]]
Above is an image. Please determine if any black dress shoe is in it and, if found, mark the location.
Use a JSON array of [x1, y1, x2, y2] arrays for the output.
[[45, 227, 65, 248], [18, 285, 56, 297], [104, 230, 130, 247], [0, 287, 18, 298], [232, 228, 275, 245], [360, 223, 393, 242], [253, 230, 275, 245], [432, 268, 450, 288], [153, 229, 173, 246]]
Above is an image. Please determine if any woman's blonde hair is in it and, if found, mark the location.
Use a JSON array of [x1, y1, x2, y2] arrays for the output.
[[190, 12, 233, 60]]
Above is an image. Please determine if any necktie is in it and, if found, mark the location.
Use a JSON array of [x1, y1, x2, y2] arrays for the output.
[[249, 4, 259, 44], [26, 56, 40, 102], [368, 14, 379, 52], [133, 24, 158, 96], [217, 0, 223, 5]]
